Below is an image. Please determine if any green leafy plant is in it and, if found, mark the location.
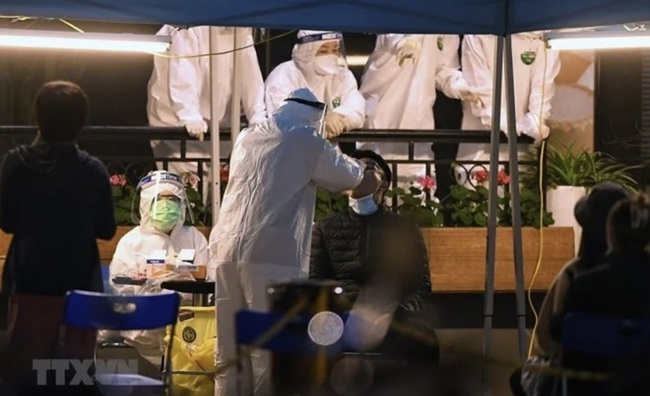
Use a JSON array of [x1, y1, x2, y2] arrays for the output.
[[315, 188, 348, 220], [385, 176, 444, 228], [521, 143, 640, 192]]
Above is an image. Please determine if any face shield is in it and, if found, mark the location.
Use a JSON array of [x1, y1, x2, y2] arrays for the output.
[[131, 171, 196, 232], [294, 31, 349, 76]]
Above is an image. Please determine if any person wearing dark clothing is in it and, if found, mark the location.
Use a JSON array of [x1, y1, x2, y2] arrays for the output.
[[513, 182, 630, 396], [310, 149, 438, 363], [551, 194, 650, 396], [0, 81, 117, 395]]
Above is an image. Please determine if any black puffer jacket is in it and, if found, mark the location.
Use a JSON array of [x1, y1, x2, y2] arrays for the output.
[[310, 206, 432, 318]]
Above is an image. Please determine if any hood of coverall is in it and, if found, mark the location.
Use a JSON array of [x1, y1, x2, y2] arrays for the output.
[[133, 171, 192, 233], [272, 87, 328, 136], [292, 30, 344, 85]]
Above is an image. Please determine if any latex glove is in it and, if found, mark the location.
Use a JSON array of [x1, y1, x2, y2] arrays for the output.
[[517, 113, 549, 144], [396, 37, 420, 67], [457, 86, 482, 103], [184, 120, 208, 141], [325, 112, 347, 139]]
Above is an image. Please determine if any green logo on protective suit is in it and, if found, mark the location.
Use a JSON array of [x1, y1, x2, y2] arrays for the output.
[[331, 97, 341, 108], [437, 36, 444, 51], [182, 326, 197, 343], [521, 51, 536, 65]]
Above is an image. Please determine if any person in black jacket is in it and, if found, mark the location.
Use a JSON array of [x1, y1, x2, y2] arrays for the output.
[[310, 149, 437, 363], [0, 81, 117, 394]]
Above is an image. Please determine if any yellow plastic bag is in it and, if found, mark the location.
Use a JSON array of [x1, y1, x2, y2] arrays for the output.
[[165, 307, 216, 396]]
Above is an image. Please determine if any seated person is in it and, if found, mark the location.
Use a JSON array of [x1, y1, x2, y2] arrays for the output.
[[310, 149, 438, 363], [552, 193, 650, 396], [109, 170, 210, 365]]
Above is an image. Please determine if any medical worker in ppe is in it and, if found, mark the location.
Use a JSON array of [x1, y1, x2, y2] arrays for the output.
[[210, 88, 383, 396], [147, 25, 266, 199], [264, 30, 365, 139], [456, 33, 560, 187], [110, 170, 210, 365], [360, 34, 481, 187]]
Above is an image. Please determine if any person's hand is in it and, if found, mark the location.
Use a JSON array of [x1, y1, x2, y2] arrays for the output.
[[184, 120, 208, 141], [458, 86, 481, 103], [350, 168, 382, 198], [396, 37, 420, 67], [325, 112, 347, 139]]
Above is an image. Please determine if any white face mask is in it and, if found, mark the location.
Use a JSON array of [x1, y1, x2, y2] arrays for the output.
[[314, 54, 339, 75], [349, 194, 379, 216]]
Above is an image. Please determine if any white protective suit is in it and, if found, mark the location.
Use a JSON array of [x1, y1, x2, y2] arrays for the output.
[[456, 33, 561, 186], [147, 25, 266, 200], [359, 34, 472, 186], [110, 171, 210, 365], [210, 88, 365, 396], [264, 30, 365, 133]]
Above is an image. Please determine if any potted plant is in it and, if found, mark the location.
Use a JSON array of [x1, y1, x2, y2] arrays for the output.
[[386, 175, 444, 228], [522, 143, 639, 227]]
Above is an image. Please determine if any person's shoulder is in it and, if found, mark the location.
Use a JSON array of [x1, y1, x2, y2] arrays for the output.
[[78, 150, 108, 173], [267, 61, 296, 81], [338, 67, 357, 81], [314, 211, 350, 228]]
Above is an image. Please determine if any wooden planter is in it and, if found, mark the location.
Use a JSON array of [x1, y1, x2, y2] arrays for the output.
[[0, 226, 574, 293], [421, 227, 575, 293]]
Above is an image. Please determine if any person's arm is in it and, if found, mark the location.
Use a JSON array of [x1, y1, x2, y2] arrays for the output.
[[192, 229, 212, 279], [461, 35, 506, 132], [95, 164, 117, 240], [331, 70, 366, 130], [396, 222, 432, 316], [264, 64, 295, 118], [518, 45, 562, 141], [311, 142, 365, 192], [435, 35, 465, 99], [240, 29, 267, 125], [309, 222, 335, 280], [167, 28, 204, 124], [0, 153, 19, 233]]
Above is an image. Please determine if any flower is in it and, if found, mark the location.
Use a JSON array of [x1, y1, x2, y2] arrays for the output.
[[417, 175, 436, 191], [109, 174, 127, 187], [473, 170, 488, 184], [497, 170, 510, 186], [471, 169, 510, 186], [220, 165, 229, 184], [181, 172, 200, 190]]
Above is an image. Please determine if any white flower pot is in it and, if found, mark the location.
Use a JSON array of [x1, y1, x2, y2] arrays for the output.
[[546, 186, 587, 255]]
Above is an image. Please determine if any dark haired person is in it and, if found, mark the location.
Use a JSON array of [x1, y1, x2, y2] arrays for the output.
[[0, 81, 116, 393], [310, 149, 438, 365]]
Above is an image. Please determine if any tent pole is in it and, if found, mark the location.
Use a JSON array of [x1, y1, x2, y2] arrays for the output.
[[209, 27, 221, 226], [483, 35, 504, 395], [230, 28, 242, 146], [504, 34, 528, 361]]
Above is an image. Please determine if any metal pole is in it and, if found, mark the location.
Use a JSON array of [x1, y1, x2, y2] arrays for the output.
[[209, 27, 221, 226], [504, 34, 528, 361], [483, 35, 504, 392], [230, 28, 242, 145]]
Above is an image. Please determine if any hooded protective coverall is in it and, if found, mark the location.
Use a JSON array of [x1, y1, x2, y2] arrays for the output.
[[456, 33, 560, 186], [110, 171, 210, 364], [359, 34, 472, 184], [264, 30, 365, 135], [147, 25, 266, 199], [210, 88, 365, 396]]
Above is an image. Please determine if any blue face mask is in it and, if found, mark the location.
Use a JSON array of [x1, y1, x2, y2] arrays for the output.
[[349, 194, 379, 216]]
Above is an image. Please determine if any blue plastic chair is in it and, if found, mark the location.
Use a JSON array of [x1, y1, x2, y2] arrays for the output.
[[560, 312, 650, 395], [62, 290, 181, 393]]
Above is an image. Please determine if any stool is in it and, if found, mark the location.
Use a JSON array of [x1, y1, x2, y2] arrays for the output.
[[161, 280, 215, 306]]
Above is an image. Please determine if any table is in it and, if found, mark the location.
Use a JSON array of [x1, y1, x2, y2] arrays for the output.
[[161, 280, 215, 306]]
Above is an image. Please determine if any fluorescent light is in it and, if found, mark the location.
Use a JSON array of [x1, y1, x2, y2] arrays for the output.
[[0, 28, 170, 53], [546, 30, 650, 50], [346, 55, 369, 67]]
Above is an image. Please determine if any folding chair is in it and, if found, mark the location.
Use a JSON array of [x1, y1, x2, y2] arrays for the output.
[[62, 290, 181, 394], [559, 312, 650, 396]]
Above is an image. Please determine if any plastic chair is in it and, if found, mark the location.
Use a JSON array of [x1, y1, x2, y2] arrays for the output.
[[559, 312, 650, 395], [62, 290, 181, 393]]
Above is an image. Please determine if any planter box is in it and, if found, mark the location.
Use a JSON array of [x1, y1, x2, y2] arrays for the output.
[[422, 227, 575, 293], [0, 226, 573, 294]]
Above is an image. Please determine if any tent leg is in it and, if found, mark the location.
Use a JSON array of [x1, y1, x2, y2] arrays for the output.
[[504, 34, 528, 361], [230, 28, 242, 145], [209, 27, 221, 226], [482, 35, 504, 396]]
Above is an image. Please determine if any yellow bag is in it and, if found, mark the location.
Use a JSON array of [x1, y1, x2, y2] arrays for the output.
[[165, 307, 216, 396]]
